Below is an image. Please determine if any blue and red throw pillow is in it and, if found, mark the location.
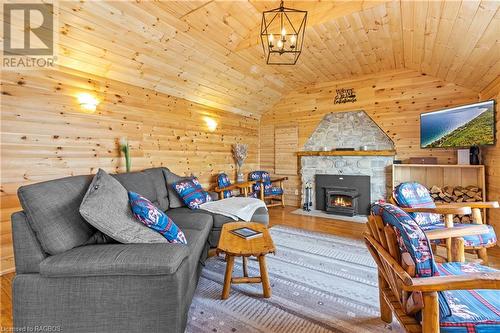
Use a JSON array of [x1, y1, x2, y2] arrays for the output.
[[128, 191, 187, 244], [172, 177, 212, 209]]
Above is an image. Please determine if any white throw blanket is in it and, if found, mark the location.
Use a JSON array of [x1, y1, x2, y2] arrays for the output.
[[199, 197, 267, 221]]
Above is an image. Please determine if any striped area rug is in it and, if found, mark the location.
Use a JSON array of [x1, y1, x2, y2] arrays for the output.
[[187, 225, 399, 333]]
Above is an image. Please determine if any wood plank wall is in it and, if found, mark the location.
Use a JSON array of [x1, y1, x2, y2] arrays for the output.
[[480, 78, 500, 236], [0, 67, 260, 274], [260, 69, 482, 207]]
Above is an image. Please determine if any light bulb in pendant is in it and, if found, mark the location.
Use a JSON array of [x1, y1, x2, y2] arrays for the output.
[[277, 39, 283, 49], [290, 34, 297, 46], [281, 27, 286, 37], [268, 34, 274, 47]]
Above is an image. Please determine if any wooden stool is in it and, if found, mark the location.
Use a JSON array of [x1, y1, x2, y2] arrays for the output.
[[216, 222, 275, 300]]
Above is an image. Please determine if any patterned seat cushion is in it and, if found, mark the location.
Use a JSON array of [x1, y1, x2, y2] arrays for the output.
[[371, 203, 452, 317], [422, 223, 497, 248], [172, 177, 212, 209], [217, 173, 233, 198], [393, 182, 441, 227], [438, 262, 500, 333]]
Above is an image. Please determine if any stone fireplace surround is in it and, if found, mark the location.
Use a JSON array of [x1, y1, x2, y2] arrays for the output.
[[300, 111, 395, 212]]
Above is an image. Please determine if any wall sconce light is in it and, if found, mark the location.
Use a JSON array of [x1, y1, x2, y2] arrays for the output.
[[204, 117, 218, 132], [77, 93, 99, 113]]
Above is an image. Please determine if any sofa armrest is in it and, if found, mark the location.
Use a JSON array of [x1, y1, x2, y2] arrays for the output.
[[40, 243, 190, 277], [12, 211, 47, 273]]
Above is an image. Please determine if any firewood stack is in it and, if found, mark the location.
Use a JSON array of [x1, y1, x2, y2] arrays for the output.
[[429, 185, 483, 223]]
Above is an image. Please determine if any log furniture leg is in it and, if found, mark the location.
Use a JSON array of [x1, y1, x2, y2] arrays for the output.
[[378, 271, 392, 323], [451, 237, 465, 262], [242, 256, 248, 277], [477, 248, 489, 265], [280, 180, 285, 207], [444, 214, 454, 262], [258, 255, 271, 298], [221, 255, 235, 299], [422, 292, 439, 333], [471, 208, 483, 224]]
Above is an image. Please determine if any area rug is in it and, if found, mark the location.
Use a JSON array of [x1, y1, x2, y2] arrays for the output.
[[186, 225, 397, 333], [291, 209, 368, 224]]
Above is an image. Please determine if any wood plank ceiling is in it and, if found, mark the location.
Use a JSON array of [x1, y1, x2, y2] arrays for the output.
[[11, 0, 499, 117]]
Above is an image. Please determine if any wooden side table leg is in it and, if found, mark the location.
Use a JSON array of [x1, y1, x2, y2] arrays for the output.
[[242, 256, 248, 277], [258, 255, 271, 298], [222, 255, 235, 300]]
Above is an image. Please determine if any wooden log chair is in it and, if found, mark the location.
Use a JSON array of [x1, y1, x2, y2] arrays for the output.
[[366, 203, 500, 333], [392, 182, 498, 265], [213, 172, 257, 200], [248, 171, 287, 208]]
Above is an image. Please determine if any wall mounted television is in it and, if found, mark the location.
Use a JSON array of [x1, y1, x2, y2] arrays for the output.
[[420, 100, 496, 149]]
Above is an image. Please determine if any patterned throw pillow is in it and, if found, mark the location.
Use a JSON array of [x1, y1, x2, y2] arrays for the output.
[[172, 177, 212, 209], [393, 182, 441, 227], [128, 191, 187, 244]]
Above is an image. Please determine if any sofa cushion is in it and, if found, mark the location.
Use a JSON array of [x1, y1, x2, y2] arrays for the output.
[[143, 168, 169, 210], [437, 262, 500, 332], [183, 226, 211, 274], [40, 243, 190, 277], [79, 169, 168, 244], [172, 177, 212, 209], [165, 207, 213, 231], [162, 169, 187, 208], [129, 191, 187, 244], [112, 168, 169, 212], [17, 174, 96, 255]]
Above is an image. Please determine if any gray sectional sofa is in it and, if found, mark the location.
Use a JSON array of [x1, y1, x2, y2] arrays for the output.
[[12, 167, 268, 333]]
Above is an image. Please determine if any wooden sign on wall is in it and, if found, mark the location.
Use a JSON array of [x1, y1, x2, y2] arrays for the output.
[[334, 88, 356, 104]]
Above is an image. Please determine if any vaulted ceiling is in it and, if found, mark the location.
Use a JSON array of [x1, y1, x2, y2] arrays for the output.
[[20, 1, 500, 116]]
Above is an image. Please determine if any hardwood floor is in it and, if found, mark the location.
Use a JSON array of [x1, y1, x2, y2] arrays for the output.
[[1, 206, 499, 329]]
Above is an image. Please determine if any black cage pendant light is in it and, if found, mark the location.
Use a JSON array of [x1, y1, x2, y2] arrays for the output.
[[260, 1, 307, 65]]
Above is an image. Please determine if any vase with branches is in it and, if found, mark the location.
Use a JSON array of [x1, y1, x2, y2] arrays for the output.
[[119, 137, 131, 173], [232, 143, 248, 182]]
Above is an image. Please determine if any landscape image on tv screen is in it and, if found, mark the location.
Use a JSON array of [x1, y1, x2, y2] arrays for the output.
[[420, 100, 495, 148]]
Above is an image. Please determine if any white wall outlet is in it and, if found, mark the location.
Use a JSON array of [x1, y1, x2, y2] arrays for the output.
[[294, 189, 299, 195]]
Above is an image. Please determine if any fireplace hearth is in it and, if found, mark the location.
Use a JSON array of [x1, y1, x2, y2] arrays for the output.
[[325, 187, 360, 216]]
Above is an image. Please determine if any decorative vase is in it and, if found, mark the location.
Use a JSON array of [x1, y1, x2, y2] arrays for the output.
[[236, 165, 244, 182]]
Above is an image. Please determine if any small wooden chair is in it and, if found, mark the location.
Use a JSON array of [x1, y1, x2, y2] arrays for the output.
[[392, 182, 498, 264], [366, 203, 500, 333], [213, 172, 256, 200], [248, 171, 287, 208]]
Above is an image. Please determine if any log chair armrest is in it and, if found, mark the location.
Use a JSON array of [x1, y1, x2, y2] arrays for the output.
[[404, 272, 500, 292], [401, 206, 471, 215], [436, 201, 500, 209], [270, 177, 288, 183], [214, 181, 256, 193], [425, 224, 490, 240]]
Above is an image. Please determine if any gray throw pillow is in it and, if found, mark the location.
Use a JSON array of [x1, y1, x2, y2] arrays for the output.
[[163, 170, 188, 209], [79, 169, 167, 244]]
